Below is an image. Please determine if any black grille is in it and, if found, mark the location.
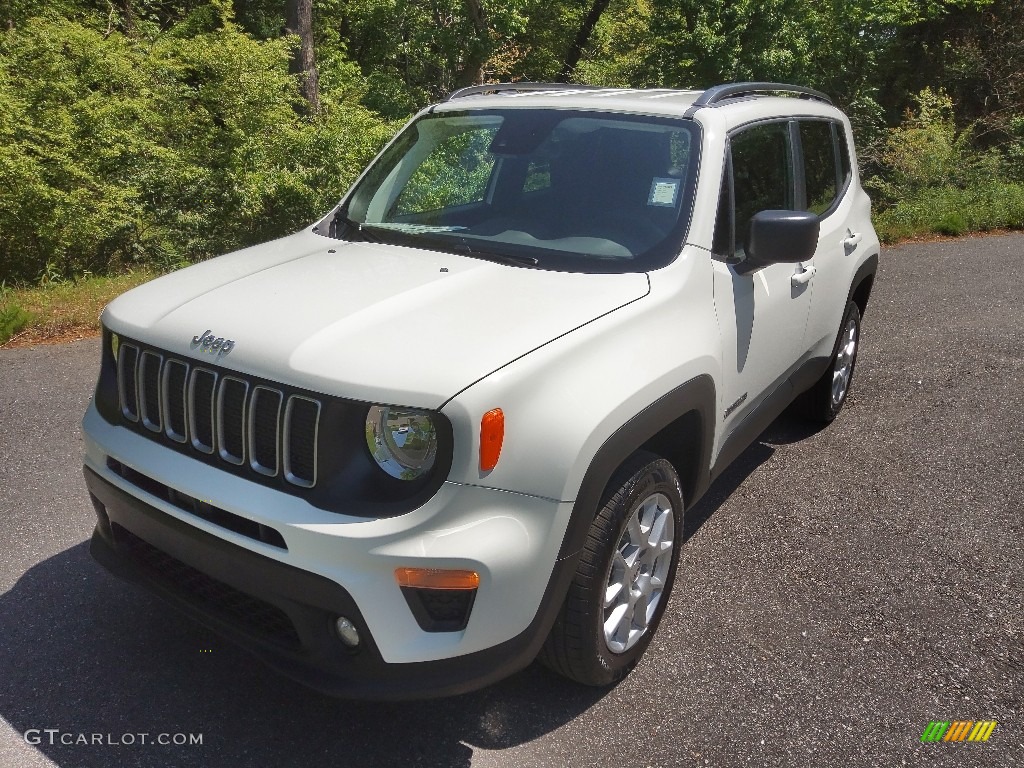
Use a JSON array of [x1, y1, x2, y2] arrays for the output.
[[400, 587, 477, 632], [420, 590, 475, 622], [116, 344, 321, 488], [250, 387, 282, 475], [189, 368, 217, 453], [218, 377, 247, 464], [114, 524, 300, 648], [118, 345, 140, 420], [107, 458, 288, 550], [285, 397, 319, 486], [163, 360, 189, 442], [140, 351, 163, 431]]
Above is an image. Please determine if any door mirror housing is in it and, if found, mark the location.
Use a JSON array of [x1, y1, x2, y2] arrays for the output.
[[744, 210, 819, 268]]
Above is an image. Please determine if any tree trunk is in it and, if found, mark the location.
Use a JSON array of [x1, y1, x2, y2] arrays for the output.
[[285, 0, 320, 113], [453, 0, 490, 88], [558, 0, 612, 82], [120, 0, 136, 34]]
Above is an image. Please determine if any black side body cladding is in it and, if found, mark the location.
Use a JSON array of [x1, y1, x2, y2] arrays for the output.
[[847, 253, 879, 317], [711, 360, 817, 480]]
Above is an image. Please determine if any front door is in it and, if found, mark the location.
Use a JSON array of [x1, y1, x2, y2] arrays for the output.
[[711, 120, 813, 459]]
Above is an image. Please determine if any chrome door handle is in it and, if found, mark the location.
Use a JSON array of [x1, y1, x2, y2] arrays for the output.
[[791, 264, 817, 286]]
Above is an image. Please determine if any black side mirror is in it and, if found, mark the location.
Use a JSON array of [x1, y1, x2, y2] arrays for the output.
[[744, 210, 820, 268]]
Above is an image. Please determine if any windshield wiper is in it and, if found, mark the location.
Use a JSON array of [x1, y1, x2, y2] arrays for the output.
[[419, 236, 539, 268], [470, 251, 540, 268], [329, 216, 540, 267]]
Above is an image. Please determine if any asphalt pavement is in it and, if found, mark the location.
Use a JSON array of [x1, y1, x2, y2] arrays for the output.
[[1, 234, 1022, 767]]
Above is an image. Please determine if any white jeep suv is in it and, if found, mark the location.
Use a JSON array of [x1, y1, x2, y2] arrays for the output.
[[82, 82, 879, 698]]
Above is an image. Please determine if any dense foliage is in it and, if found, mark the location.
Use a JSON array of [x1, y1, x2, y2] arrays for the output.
[[0, 0, 1022, 284]]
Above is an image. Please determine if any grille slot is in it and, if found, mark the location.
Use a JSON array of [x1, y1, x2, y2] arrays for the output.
[[249, 387, 282, 476], [284, 396, 320, 487], [117, 344, 140, 421], [162, 359, 189, 443], [217, 377, 248, 465], [139, 351, 164, 432], [188, 368, 218, 454], [114, 343, 321, 488]]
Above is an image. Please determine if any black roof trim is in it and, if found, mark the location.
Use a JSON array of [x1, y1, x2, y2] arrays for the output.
[[443, 81, 833, 112], [446, 82, 605, 101], [691, 82, 833, 109]]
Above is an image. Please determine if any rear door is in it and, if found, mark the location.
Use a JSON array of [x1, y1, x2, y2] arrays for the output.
[[798, 119, 863, 354]]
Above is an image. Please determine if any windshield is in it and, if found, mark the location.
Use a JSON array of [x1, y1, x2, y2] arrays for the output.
[[326, 109, 701, 273]]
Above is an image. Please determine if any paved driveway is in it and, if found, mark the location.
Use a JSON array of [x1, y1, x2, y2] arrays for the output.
[[1, 234, 1021, 767]]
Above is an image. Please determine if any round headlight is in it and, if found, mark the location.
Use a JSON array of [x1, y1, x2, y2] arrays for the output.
[[366, 406, 438, 480]]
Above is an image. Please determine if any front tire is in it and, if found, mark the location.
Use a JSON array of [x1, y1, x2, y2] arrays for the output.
[[539, 452, 684, 686]]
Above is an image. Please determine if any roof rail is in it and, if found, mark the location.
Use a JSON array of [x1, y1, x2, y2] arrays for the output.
[[446, 82, 604, 101], [691, 82, 833, 109]]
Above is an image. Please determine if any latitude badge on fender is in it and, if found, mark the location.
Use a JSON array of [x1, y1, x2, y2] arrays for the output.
[[190, 329, 235, 357]]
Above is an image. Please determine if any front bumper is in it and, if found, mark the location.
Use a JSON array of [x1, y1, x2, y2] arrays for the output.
[[82, 399, 572, 663], [85, 465, 568, 699]]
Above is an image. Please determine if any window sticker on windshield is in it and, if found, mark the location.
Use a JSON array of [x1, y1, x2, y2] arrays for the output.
[[648, 178, 680, 207]]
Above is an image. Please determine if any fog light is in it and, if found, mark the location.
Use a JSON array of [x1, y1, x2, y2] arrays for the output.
[[334, 616, 360, 647]]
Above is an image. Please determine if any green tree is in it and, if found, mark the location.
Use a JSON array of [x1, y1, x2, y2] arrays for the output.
[[286, 0, 320, 111], [0, 8, 392, 282], [331, 0, 528, 116]]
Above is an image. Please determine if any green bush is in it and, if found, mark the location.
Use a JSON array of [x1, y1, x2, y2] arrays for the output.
[[873, 182, 1024, 242], [867, 89, 1024, 241], [866, 89, 987, 199], [0, 11, 393, 284], [0, 304, 33, 344], [1005, 116, 1024, 184]]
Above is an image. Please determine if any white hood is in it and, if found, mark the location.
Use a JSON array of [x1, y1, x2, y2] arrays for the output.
[[102, 230, 650, 407]]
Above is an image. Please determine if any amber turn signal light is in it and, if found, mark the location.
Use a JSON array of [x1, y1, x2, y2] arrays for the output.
[[394, 567, 480, 590], [480, 408, 504, 471]]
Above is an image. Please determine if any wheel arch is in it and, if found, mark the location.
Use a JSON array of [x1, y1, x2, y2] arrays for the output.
[[847, 252, 878, 317], [556, 373, 716, 564]]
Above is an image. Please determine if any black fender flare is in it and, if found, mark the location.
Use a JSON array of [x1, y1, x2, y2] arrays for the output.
[[556, 373, 716, 563], [846, 252, 879, 315], [452, 373, 718, 672]]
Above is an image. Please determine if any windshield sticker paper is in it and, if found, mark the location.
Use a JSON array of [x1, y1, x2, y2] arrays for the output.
[[649, 178, 679, 207]]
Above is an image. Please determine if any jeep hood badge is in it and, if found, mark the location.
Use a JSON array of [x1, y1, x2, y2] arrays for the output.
[[191, 329, 235, 357]]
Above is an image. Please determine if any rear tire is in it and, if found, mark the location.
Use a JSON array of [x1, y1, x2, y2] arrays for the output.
[[539, 451, 684, 686], [802, 300, 861, 423]]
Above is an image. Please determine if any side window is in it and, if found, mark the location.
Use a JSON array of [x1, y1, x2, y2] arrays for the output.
[[801, 121, 839, 215], [729, 121, 796, 253], [391, 126, 498, 217]]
